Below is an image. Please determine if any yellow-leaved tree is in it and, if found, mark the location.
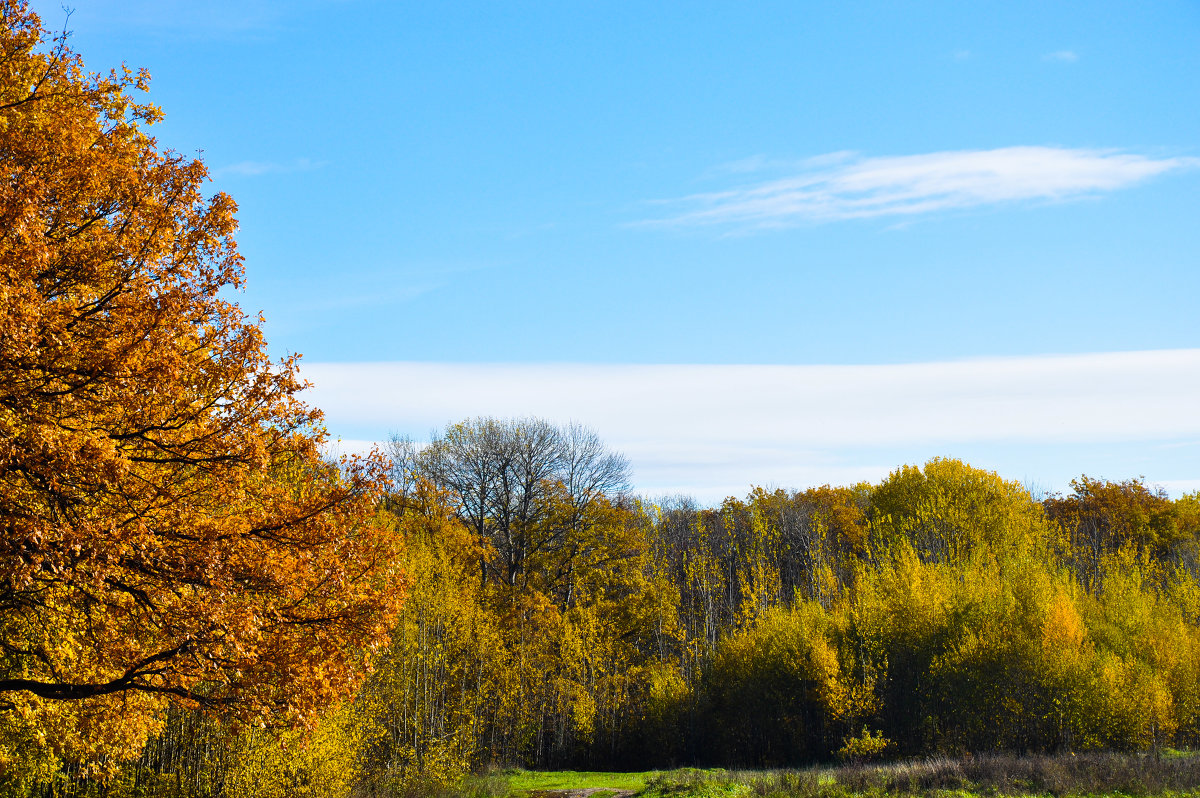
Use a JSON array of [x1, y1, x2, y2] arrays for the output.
[[0, 0, 404, 778]]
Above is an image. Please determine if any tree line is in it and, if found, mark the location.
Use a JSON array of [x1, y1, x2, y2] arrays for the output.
[[17, 418, 1199, 797], [358, 430, 1200, 783]]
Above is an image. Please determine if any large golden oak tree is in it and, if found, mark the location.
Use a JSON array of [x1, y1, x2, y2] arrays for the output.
[[0, 0, 403, 749]]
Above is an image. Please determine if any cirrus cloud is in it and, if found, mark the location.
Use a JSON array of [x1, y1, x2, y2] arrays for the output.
[[645, 147, 1197, 229]]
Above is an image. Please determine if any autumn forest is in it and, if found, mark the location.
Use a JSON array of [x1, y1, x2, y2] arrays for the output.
[[3, 2, 1200, 797]]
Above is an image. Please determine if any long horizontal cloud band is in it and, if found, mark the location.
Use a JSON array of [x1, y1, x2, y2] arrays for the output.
[[648, 147, 1198, 227], [301, 350, 1200, 449]]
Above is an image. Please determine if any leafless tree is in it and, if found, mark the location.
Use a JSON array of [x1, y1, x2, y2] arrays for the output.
[[400, 418, 630, 590]]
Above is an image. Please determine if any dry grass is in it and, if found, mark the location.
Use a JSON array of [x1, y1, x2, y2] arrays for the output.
[[833, 751, 1200, 795], [644, 751, 1200, 797]]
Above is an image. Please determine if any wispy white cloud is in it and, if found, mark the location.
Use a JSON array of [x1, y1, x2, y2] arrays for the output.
[[1044, 50, 1080, 62], [645, 147, 1197, 229], [300, 350, 1200, 501], [212, 157, 324, 179]]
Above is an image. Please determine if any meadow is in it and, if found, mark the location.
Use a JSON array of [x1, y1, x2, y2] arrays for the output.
[[447, 753, 1200, 798]]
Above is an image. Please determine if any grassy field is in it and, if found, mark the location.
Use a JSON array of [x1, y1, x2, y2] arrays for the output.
[[468, 752, 1200, 798], [506, 769, 651, 794]]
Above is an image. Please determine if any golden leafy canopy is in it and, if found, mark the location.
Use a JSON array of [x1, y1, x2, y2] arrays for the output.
[[0, 0, 403, 739]]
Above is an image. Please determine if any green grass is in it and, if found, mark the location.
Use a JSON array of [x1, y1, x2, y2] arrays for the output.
[[505, 768, 653, 795]]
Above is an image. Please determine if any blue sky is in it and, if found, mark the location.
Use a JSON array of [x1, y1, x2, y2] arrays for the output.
[[38, 1, 1200, 501]]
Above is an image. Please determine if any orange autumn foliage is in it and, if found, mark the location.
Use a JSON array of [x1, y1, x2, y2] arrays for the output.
[[0, 0, 403, 755]]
